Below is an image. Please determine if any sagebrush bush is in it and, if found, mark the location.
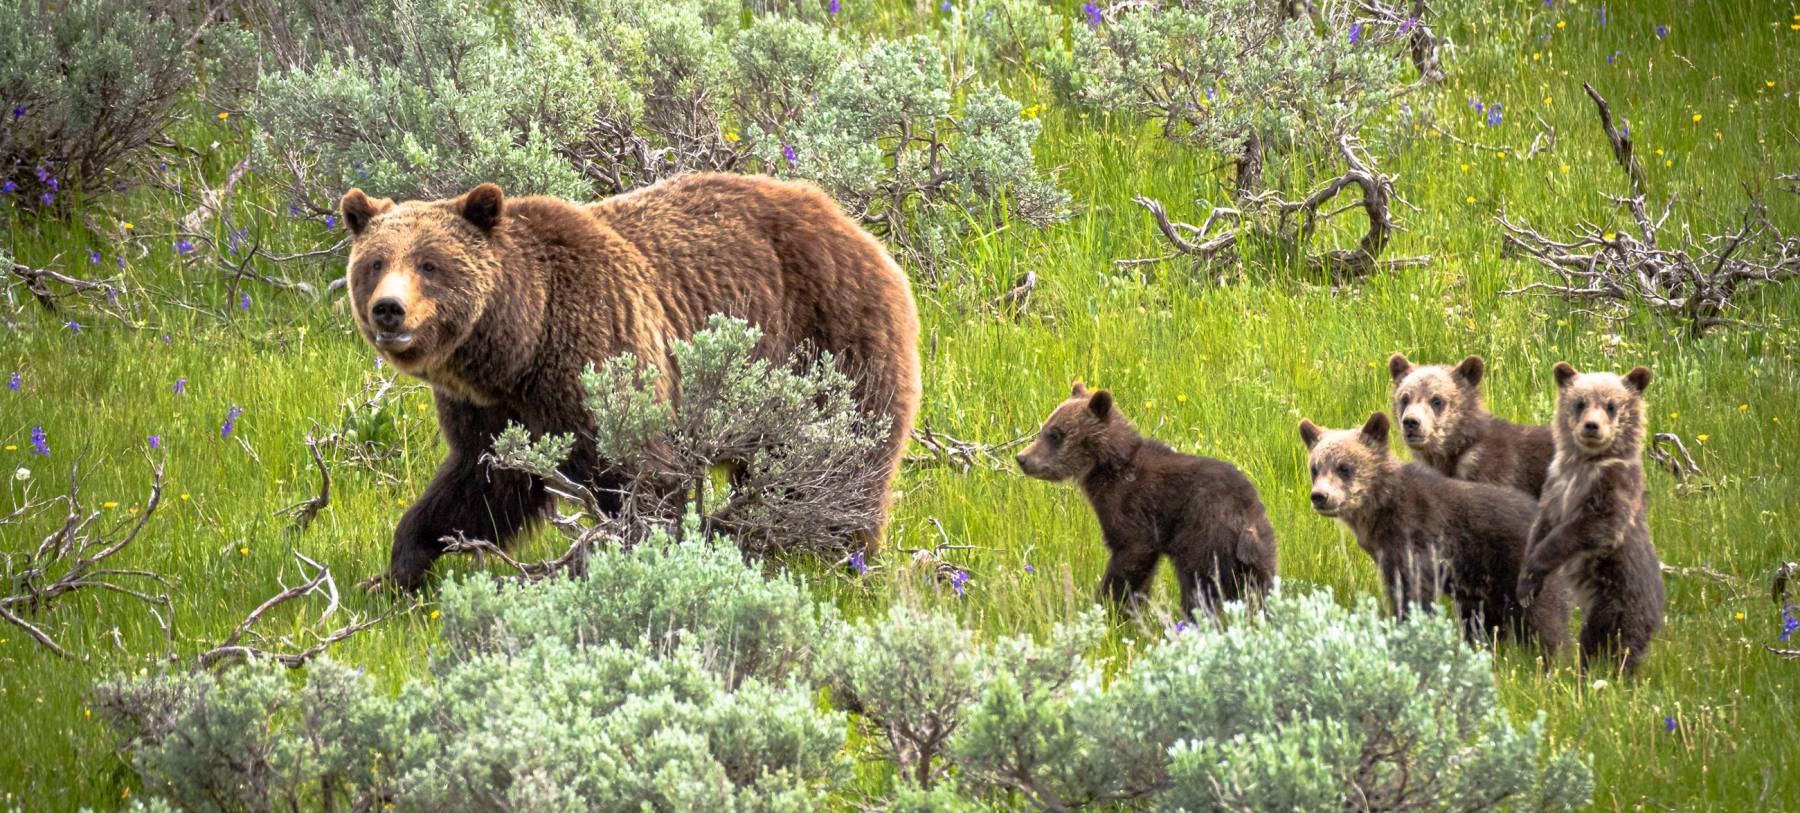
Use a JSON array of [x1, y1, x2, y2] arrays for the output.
[[252, 0, 1066, 267], [99, 531, 1591, 811], [492, 314, 889, 555], [1050, 0, 1410, 196], [0, 0, 202, 206]]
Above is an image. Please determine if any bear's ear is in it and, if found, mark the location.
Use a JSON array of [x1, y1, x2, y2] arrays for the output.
[[1553, 361, 1579, 390], [460, 183, 504, 231], [1454, 355, 1485, 387], [1298, 419, 1323, 450], [1387, 353, 1413, 383], [1088, 389, 1113, 422], [1624, 366, 1652, 394], [1071, 380, 1089, 398], [1360, 412, 1391, 448], [340, 188, 392, 236]]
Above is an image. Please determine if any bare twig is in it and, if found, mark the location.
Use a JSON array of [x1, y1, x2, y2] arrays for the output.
[[1647, 433, 1703, 482], [277, 432, 332, 531], [1583, 83, 1645, 194], [986, 272, 1039, 318], [198, 552, 414, 668], [906, 424, 1033, 475]]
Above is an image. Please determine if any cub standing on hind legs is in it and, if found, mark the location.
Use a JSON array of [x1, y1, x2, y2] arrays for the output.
[[1015, 383, 1278, 618], [1516, 363, 1665, 676], [1298, 413, 1569, 654], [1388, 353, 1556, 498]]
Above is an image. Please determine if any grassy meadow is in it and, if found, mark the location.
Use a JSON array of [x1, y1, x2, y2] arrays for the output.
[[3, 0, 1800, 809]]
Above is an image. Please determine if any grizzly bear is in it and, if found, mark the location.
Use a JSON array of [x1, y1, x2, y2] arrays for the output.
[[1299, 413, 1569, 654], [1516, 363, 1665, 676], [1388, 353, 1555, 498], [340, 173, 921, 590], [1015, 383, 1278, 618]]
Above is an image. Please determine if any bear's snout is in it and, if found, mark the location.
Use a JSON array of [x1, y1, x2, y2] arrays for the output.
[[372, 297, 407, 331]]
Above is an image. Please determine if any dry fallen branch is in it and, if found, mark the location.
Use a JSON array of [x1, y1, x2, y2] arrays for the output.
[[1648, 432, 1703, 482], [199, 551, 415, 668], [0, 455, 172, 659], [907, 423, 1032, 474], [986, 272, 1038, 319], [1498, 87, 1799, 336], [441, 527, 614, 584], [1126, 137, 1428, 281], [276, 432, 331, 532]]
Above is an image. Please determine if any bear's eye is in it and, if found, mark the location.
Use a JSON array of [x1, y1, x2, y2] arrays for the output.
[[1309, 464, 1319, 478], [419, 261, 438, 275], [1398, 395, 1410, 409], [1335, 463, 1352, 479], [1429, 396, 1446, 411], [1572, 399, 1587, 413], [367, 259, 383, 273], [1605, 402, 1617, 416], [1044, 428, 1064, 445]]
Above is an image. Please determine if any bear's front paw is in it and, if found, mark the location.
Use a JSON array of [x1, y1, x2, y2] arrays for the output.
[[357, 571, 421, 595], [1515, 572, 1543, 609]]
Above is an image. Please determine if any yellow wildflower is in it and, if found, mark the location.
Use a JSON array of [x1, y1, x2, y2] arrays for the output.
[[1739, 403, 1749, 412], [1560, 164, 1570, 173], [1691, 113, 1702, 124], [180, 492, 190, 501], [217, 111, 229, 121], [1736, 612, 1746, 620], [1459, 163, 1469, 172], [1466, 195, 1476, 204], [3, 445, 14, 451], [1696, 434, 1709, 444], [1496, 150, 1507, 159], [239, 546, 250, 556], [102, 501, 117, 509], [723, 131, 739, 142], [1556, 20, 1566, 29], [431, 610, 442, 620], [1176, 394, 1187, 404], [1544, 96, 1553, 106]]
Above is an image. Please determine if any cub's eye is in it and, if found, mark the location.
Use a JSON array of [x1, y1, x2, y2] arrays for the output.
[[1605, 402, 1617, 416], [1573, 399, 1587, 413], [1309, 465, 1318, 478], [1335, 464, 1352, 478], [1398, 395, 1410, 409], [1429, 396, 1446, 411], [1045, 428, 1065, 445], [368, 260, 383, 273], [419, 261, 438, 275]]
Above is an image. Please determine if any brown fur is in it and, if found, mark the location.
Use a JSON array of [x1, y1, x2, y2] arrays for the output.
[[1299, 413, 1569, 654], [342, 173, 921, 589], [1517, 363, 1664, 676], [1388, 353, 1555, 498], [1016, 383, 1278, 618]]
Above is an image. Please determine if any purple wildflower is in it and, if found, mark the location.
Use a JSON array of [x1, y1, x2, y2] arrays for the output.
[[940, 0, 950, 11], [783, 144, 798, 164], [38, 191, 55, 206], [324, 215, 338, 230], [31, 426, 49, 457], [1348, 23, 1362, 44], [1655, 24, 1667, 39], [1475, 101, 1484, 113], [239, 291, 251, 310], [1082, 2, 1102, 28], [117, 257, 125, 269], [1607, 50, 1619, 64], [64, 320, 82, 333], [147, 434, 162, 449], [849, 551, 869, 574], [160, 334, 172, 346], [10, 105, 24, 119], [35, 166, 50, 184], [173, 377, 187, 395], [1543, 0, 1551, 6], [288, 203, 301, 217], [220, 404, 243, 440], [1, 180, 15, 194], [1023, 563, 1035, 573], [828, 0, 839, 15], [1621, 124, 1629, 139], [1663, 715, 1676, 732], [1486, 103, 1502, 127], [6, 372, 18, 392], [1781, 607, 1799, 642], [105, 287, 119, 307], [88, 250, 101, 264], [1174, 619, 1194, 633], [227, 227, 247, 255], [1399, 16, 1417, 34], [1598, 4, 1607, 25], [174, 240, 195, 256], [950, 569, 969, 598]]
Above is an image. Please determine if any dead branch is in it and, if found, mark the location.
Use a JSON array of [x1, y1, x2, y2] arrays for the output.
[[198, 551, 414, 668], [1647, 432, 1703, 482], [1128, 138, 1427, 280], [985, 272, 1039, 319], [178, 150, 254, 234], [441, 528, 611, 583], [276, 432, 332, 531], [906, 424, 1033, 475], [6, 255, 130, 323], [1583, 83, 1645, 194], [0, 455, 172, 659]]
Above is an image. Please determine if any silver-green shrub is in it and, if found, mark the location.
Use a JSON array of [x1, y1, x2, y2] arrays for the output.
[[1049, 0, 1409, 196], [493, 314, 889, 555], [951, 589, 1594, 811], [0, 1, 201, 205]]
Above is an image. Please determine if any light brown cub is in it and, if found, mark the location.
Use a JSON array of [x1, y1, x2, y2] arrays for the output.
[[1388, 353, 1555, 498], [1516, 363, 1665, 676]]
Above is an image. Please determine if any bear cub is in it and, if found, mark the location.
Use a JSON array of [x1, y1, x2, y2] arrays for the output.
[[1389, 353, 1555, 498], [1016, 383, 1277, 618], [1516, 363, 1665, 676], [1299, 413, 1568, 653]]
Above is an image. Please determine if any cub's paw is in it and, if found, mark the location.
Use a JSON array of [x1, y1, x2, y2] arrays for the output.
[[1515, 572, 1543, 609]]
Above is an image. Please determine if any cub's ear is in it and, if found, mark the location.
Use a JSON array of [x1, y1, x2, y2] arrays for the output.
[[1360, 412, 1391, 447], [340, 188, 392, 236], [1553, 361, 1579, 390], [1088, 389, 1113, 421], [460, 183, 504, 231], [1071, 380, 1089, 398], [1624, 366, 1652, 394], [1387, 353, 1413, 383], [1298, 419, 1324, 450], [1454, 355, 1486, 387]]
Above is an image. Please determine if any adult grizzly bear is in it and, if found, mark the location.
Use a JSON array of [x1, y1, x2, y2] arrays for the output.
[[341, 173, 921, 590]]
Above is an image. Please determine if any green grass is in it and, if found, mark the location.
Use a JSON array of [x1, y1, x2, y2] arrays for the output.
[[4, 0, 1800, 809]]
